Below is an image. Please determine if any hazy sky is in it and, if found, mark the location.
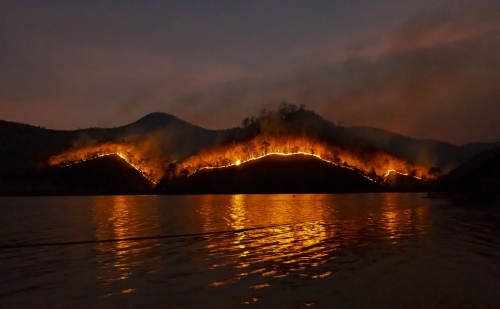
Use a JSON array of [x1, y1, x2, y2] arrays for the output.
[[1, 1, 499, 144]]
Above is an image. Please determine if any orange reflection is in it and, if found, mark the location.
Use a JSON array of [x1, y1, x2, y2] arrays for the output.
[[200, 194, 334, 282], [230, 195, 248, 257], [380, 193, 427, 243], [230, 195, 246, 230], [198, 194, 430, 287], [92, 196, 161, 284]]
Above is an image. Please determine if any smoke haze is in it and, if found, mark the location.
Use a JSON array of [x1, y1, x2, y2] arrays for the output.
[[1, 1, 499, 144]]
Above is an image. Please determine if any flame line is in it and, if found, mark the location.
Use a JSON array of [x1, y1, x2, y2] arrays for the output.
[[58, 153, 156, 184], [56, 151, 422, 186], [188, 152, 390, 184], [383, 169, 422, 180]]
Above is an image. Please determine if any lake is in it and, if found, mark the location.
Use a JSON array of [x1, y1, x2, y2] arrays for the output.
[[1, 194, 499, 308]]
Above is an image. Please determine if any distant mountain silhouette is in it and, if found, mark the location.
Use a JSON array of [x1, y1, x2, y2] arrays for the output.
[[1, 106, 498, 195], [0, 113, 227, 184], [435, 147, 500, 199], [1, 154, 152, 195], [346, 126, 500, 172], [157, 154, 385, 194], [383, 172, 429, 191]]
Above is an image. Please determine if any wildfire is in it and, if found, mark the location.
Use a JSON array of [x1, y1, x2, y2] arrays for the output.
[[60, 153, 157, 184], [194, 151, 382, 183], [383, 169, 422, 180], [48, 132, 435, 186], [48, 142, 163, 183], [177, 134, 433, 183]]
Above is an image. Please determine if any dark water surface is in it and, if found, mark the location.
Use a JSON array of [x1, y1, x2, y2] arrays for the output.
[[1, 194, 499, 308]]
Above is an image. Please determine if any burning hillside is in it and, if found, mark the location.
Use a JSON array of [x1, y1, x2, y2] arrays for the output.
[[48, 103, 438, 187], [176, 133, 429, 182], [173, 103, 434, 183], [159, 153, 385, 194], [44, 154, 154, 195], [48, 141, 165, 183]]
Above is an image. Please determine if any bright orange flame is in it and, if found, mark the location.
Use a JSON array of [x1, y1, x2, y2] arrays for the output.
[[178, 134, 431, 182], [48, 133, 435, 185], [48, 142, 162, 183]]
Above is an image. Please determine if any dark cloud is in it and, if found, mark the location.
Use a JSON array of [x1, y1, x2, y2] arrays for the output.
[[1, 1, 499, 144], [162, 3, 500, 144], [316, 4, 500, 144]]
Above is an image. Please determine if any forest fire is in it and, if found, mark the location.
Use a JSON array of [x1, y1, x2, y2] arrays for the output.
[[383, 169, 422, 180], [193, 151, 382, 183], [48, 142, 163, 183], [49, 134, 434, 186], [48, 104, 437, 186], [177, 134, 432, 183], [169, 103, 437, 183]]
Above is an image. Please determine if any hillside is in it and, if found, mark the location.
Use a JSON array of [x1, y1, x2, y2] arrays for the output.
[[1, 105, 499, 195], [346, 126, 500, 172], [157, 154, 385, 194], [0, 113, 226, 181], [0, 154, 153, 195], [435, 147, 500, 199]]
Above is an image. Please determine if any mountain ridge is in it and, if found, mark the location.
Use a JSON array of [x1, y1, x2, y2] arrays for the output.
[[157, 154, 386, 194], [2, 110, 499, 171], [346, 125, 500, 172], [1, 107, 499, 195]]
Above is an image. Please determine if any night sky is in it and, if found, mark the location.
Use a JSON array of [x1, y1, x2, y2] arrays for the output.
[[2, 1, 499, 144]]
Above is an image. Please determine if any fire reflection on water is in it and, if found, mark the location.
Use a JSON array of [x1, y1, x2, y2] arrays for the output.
[[3, 195, 497, 308], [92, 196, 161, 285], [198, 194, 430, 287], [230, 195, 247, 257], [381, 194, 430, 244], [84, 194, 430, 297], [200, 195, 336, 286]]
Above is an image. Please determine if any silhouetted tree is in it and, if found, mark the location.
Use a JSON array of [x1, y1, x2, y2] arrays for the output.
[[278, 101, 298, 115], [242, 142, 257, 160], [247, 142, 257, 157], [241, 117, 250, 128]]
